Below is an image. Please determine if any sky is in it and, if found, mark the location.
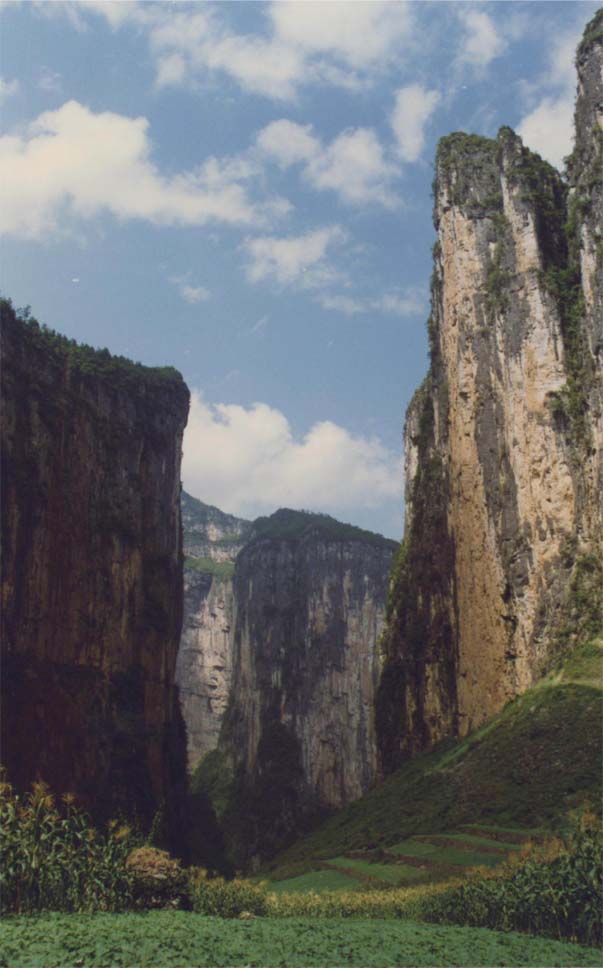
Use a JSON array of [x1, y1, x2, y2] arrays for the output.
[[0, 0, 598, 538]]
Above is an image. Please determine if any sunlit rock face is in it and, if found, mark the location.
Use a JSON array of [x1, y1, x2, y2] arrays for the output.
[[0, 300, 190, 831], [214, 509, 396, 863], [377, 14, 603, 774], [176, 492, 250, 772]]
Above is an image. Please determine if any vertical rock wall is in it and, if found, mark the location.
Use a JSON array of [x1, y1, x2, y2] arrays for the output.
[[0, 301, 190, 829], [176, 492, 250, 771], [216, 510, 396, 863], [377, 14, 602, 773]]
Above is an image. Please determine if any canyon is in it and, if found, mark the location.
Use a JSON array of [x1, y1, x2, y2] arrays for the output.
[[1, 11, 600, 877]]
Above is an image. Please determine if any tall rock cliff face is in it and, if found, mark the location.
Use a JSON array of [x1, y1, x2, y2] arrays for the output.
[[176, 492, 251, 771], [213, 510, 396, 864], [569, 13, 603, 540], [0, 301, 190, 830], [377, 14, 603, 774]]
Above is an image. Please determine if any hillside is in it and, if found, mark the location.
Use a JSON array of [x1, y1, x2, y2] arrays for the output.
[[267, 636, 602, 881]]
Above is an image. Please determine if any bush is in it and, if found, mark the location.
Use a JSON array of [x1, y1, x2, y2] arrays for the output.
[[0, 777, 135, 914], [413, 814, 602, 946], [189, 870, 269, 918], [126, 847, 189, 910]]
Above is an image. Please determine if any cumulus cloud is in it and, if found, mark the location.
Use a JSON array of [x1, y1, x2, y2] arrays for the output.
[[150, 8, 305, 100], [517, 95, 574, 170], [269, 1, 413, 68], [390, 84, 440, 162], [516, 28, 580, 168], [182, 391, 402, 518], [256, 119, 318, 167], [64, 0, 414, 99], [257, 119, 399, 207], [456, 8, 506, 71], [0, 100, 284, 239], [243, 226, 346, 286]]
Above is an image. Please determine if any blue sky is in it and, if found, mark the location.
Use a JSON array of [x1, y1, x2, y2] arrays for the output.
[[0, 1, 597, 537]]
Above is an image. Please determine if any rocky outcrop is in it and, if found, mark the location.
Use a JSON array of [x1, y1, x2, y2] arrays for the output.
[[176, 492, 250, 771], [377, 13, 603, 774], [215, 509, 396, 864], [0, 300, 190, 831]]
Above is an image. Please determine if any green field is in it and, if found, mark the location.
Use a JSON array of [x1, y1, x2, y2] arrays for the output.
[[270, 826, 529, 894], [1, 912, 600, 968]]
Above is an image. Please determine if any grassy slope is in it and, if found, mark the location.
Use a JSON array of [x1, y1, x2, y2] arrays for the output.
[[268, 640, 602, 880], [1, 912, 601, 968]]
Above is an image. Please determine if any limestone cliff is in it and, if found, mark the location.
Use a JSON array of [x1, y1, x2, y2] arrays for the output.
[[0, 300, 190, 831], [377, 12, 603, 773], [211, 509, 396, 864], [176, 492, 251, 771]]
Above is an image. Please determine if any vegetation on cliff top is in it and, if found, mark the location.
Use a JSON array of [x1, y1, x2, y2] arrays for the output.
[[184, 556, 235, 579], [576, 8, 603, 61], [250, 507, 398, 549], [1, 297, 187, 397]]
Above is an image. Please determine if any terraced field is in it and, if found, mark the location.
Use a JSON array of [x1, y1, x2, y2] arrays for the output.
[[270, 824, 541, 894]]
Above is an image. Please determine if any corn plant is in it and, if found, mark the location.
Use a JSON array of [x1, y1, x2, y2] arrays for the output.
[[0, 776, 136, 914]]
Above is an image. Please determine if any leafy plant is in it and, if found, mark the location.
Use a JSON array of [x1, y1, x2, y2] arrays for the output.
[[413, 814, 603, 946], [0, 776, 136, 914], [189, 869, 269, 917]]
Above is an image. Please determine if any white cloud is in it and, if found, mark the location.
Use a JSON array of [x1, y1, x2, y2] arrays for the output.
[[0, 77, 19, 101], [79, 0, 147, 29], [256, 119, 318, 167], [308, 128, 399, 207], [269, 1, 413, 68], [182, 391, 402, 518], [170, 276, 211, 304], [456, 9, 506, 71], [319, 287, 426, 317], [66, 0, 413, 100], [517, 94, 574, 169], [243, 226, 346, 286], [257, 120, 399, 207], [0, 100, 283, 239], [391, 84, 440, 163], [516, 26, 580, 168], [147, 7, 306, 100]]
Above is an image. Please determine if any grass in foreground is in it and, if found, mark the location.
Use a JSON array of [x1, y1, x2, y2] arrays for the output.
[[268, 640, 603, 879], [1, 912, 601, 968]]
